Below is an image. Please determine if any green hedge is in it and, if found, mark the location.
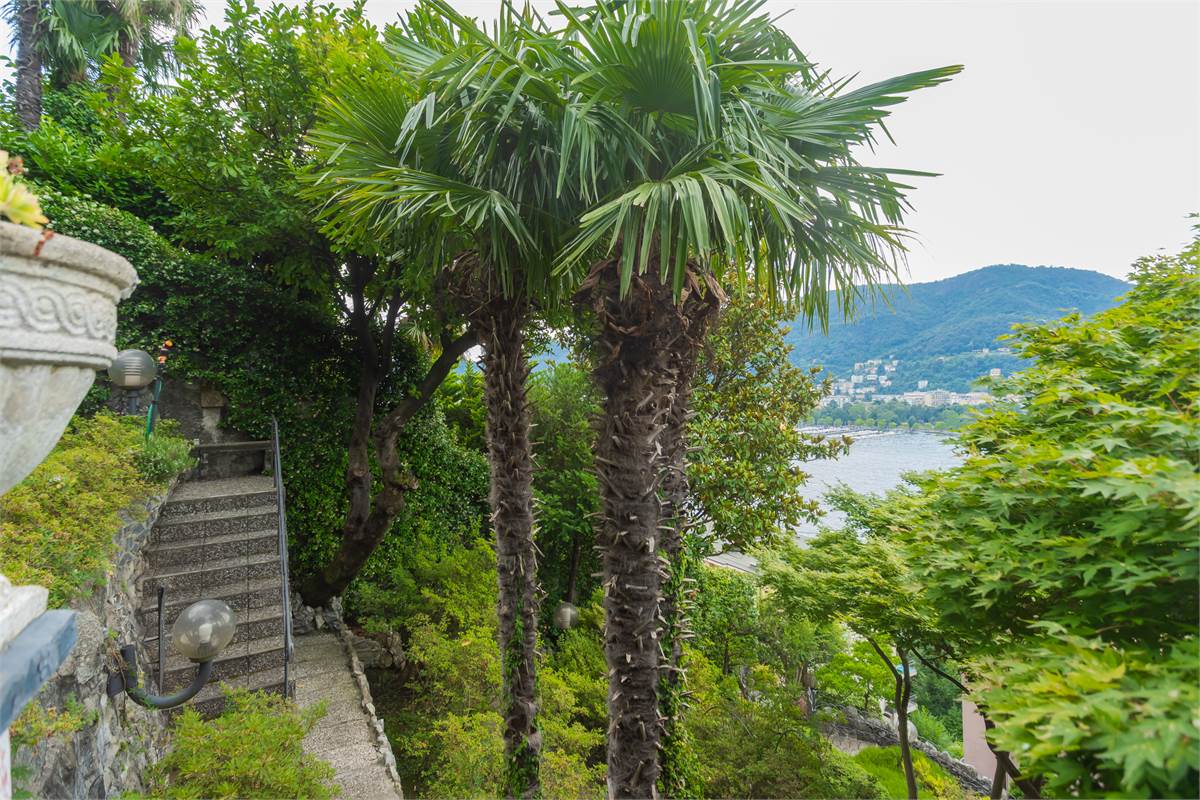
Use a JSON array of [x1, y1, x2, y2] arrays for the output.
[[0, 413, 192, 606], [35, 185, 488, 596]]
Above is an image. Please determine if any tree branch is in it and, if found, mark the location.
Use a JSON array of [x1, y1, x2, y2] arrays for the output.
[[866, 636, 900, 680], [377, 326, 478, 439], [911, 648, 968, 694]]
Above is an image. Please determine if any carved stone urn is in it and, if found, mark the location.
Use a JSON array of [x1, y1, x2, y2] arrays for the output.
[[0, 221, 138, 494]]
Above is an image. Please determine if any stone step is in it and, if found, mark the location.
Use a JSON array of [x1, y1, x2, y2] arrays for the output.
[[143, 552, 280, 594], [193, 440, 272, 480], [139, 576, 282, 623], [185, 669, 292, 719], [162, 476, 276, 517], [147, 528, 278, 569], [144, 604, 285, 650], [153, 505, 279, 543], [162, 634, 287, 692]]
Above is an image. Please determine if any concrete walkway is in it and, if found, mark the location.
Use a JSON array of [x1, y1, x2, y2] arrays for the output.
[[294, 630, 403, 799]]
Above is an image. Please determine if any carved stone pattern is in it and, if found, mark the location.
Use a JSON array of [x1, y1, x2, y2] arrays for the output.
[[0, 277, 117, 342]]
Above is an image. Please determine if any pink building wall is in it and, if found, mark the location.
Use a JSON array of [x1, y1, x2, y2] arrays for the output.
[[962, 699, 998, 782]]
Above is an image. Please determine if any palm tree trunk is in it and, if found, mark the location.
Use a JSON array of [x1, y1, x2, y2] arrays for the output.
[[118, 28, 139, 69], [480, 297, 541, 799], [13, 0, 43, 131], [579, 255, 720, 799], [442, 252, 541, 797], [657, 305, 717, 798]]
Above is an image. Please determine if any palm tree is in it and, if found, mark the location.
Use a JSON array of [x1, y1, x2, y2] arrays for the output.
[[6, 0, 43, 129], [538, 2, 961, 795], [305, 5, 581, 795], [4, 0, 199, 130]]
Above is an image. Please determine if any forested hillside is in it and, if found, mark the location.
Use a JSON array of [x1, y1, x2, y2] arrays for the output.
[[787, 265, 1129, 389]]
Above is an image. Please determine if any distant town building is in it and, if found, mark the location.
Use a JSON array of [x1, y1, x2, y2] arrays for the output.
[[917, 380, 929, 390], [989, 367, 1002, 378]]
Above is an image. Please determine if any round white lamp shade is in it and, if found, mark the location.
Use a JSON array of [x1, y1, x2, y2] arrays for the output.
[[553, 602, 580, 630], [171, 599, 237, 662], [107, 349, 157, 389]]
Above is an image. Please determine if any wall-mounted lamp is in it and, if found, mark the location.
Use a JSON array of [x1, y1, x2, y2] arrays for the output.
[[109, 599, 236, 710], [107, 349, 157, 415], [553, 601, 579, 630]]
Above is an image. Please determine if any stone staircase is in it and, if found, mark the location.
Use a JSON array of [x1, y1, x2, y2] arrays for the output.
[[138, 447, 292, 717]]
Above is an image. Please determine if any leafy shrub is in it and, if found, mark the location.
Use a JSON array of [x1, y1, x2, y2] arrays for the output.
[[147, 688, 337, 799], [0, 413, 191, 605], [896, 245, 1200, 797], [685, 654, 886, 799], [912, 706, 954, 753], [137, 425, 197, 483]]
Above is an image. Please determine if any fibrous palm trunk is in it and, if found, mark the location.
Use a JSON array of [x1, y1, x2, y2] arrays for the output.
[[448, 254, 541, 798], [657, 304, 719, 798], [578, 255, 720, 799], [483, 299, 541, 798], [14, 0, 43, 131]]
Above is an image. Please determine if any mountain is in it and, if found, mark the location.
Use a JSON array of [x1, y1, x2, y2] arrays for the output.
[[785, 265, 1129, 391]]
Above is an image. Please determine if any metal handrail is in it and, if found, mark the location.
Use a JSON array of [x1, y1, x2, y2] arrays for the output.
[[270, 417, 294, 697]]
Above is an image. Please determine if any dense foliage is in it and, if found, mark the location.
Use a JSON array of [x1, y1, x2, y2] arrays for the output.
[[786, 265, 1129, 389], [0, 413, 192, 606], [27, 182, 485, 595], [146, 688, 337, 800], [4, 3, 1192, 798], [874, 245, 1200, 797]]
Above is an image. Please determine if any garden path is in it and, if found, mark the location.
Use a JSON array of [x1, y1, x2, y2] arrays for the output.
[[294, 630, 404, 799]]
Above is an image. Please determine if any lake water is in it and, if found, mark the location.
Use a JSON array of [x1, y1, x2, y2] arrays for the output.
[[708, 429, 961, 571], [793, 429, 962, 536]]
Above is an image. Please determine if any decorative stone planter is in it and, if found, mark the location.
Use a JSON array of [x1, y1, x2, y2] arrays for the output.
[[0, 220, 138, 494]]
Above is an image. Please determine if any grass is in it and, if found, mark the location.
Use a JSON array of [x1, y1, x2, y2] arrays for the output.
[[853, 745, 975, 800], [0, 412, 194, 606]]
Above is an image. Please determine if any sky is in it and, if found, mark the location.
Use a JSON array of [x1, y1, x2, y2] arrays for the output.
[[5, 1, 1198, 283]]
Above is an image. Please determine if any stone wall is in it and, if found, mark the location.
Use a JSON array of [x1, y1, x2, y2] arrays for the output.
[[105, 377, 242, 445], [12, 484, 176, 800], [823, 706, 993, 796]]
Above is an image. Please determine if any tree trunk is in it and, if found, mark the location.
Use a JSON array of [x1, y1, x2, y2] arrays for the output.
[[440, 251, 542, 797], [299, 323, 478, 608], [577, 255, 721, 800], [565, 532, 582, 604], [118, 28, 139, 69], [871, 639, 918, 799], [657, 304, 717, 799], [14, 0, 43, 131], [896, 649, 918, 800], [480, 298, 541, 799], [582, 263, 675, 799], [990, 758, 1007, 799]]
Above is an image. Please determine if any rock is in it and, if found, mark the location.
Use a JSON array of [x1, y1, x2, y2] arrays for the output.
[[350, 635, 388, 669], [384, 631, 405, 667], [323, 598, 345, 631], [292, 596, 316, 635]]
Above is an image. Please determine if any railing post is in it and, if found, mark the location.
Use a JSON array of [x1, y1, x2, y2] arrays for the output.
[[271, 418, 293, 698]]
